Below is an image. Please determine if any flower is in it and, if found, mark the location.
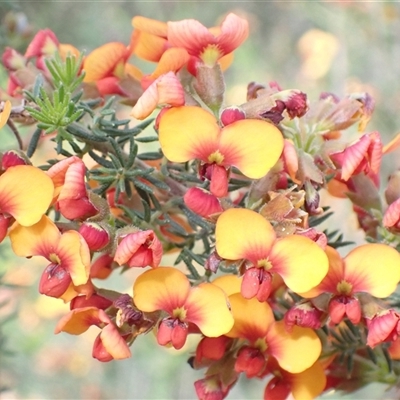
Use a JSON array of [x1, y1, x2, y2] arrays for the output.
[[227, 294, 322, 374], [133, 267, 234, 349], [47, 156, 99, 220], [215, 208, 329, 300], [264, 358, 327, 400], [300, 245, 400, 324], [130, 71, 185, 119], [55, 307, 131, 361], [167, 13, 248, 68], [114, 229, 163, 268], [158, 106, 284, 197], [9, 215, 91, 299]]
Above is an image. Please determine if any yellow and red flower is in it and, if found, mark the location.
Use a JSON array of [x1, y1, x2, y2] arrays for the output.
[[158, 106, 284, 197], [300, 245, 400, 324], [133, 267, 234, 349], [55, 307, 131, 362], [215, 208, 329, 300], [9, 215, 91, 299], [227, 294, 322, 375]]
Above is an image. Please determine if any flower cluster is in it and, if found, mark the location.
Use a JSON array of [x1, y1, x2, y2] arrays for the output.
[[3, 11, 400, 400]]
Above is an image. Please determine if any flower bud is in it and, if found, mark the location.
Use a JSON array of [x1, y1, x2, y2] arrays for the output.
[[220, 106, 245, 126], [90, 253, 115, 279], [157, 317, 188, 350], [284, 302, 323, 331], [70, 294, 113, 310], [114, 230, 163, 268], [366, 309, 400, 348], [39, 263, 72, 298], [235, 346, 266, 378], [79, 222, 110, 251], [1, 150, 30, 170]]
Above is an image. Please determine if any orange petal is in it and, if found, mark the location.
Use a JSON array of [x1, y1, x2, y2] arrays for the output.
[[217, 52, 234, 71], [83, 42, 128, 82], [266, 321, 321, 373], [219, 119, 284, 179], [150, 48, 190, 80], [269, 235, 329, 294], [212, 274, 242, 296], [0, 100, 11, 129], [226, 293, 274, 341], [184, 283, 234, 337], [131, 30, 168, 62], [54, 307, 111, 335], [133, 267, 191, 314], [100, 323, 131, 360], [0, 165, 53, 226], [131, 72, 185, 120], [57, 230, 91, 286], [215, 208, 275, 262], [58, 43, 81, 59], [344, 243, 400, 298], [158, 106, 219, 162], [9, 215, 59, 258], [290, 361, 327, 400], [132, 16, 168, 37]]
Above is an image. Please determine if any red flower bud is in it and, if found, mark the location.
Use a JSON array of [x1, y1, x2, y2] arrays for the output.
[[220, 106, 246, 126], [39, 263, 72, 298], [114, 230, 163, 268], [366, 309, 400, 348], [79, 222, 110, 251], [235, 346, 266, 378], [1, 150, 29, 170], [328, 295, 361, 324], [241, 267, 272, 302], [90, 254, 115, 279], [70, 294, 113, 310], [284, 302, 323, 332]]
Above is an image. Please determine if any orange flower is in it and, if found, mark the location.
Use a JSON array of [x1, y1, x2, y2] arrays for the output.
[[83, 40, 142, 97], [215, 208, 329, 300], [133, 267, 234, 349], [300, 245, 400, 324], [158, 106, 284, 197], [55, 307, 131, 361], [167, 13, 248, 67], [227, 294, 322, 375], [9, 215, 91, 298]]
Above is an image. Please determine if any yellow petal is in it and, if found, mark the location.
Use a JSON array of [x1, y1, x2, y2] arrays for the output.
[[344, 243, 400, 298], [158, 106, 219, 162], [267, 321, 321, 373], [226, 293, 274, 341], [212, 274, 242, 296], [215, 208, 275, 262], [133, 267, 191, 313], [269, 235, 329, 293], [291, 362, 327, 400], [57, 231, 91, 286], [185, 283, 234, 337], [300, 246, 344, 298], [150, 48, 190, 79], [0, 100, 11, 129], [9, 215, 59, 257], [219, 119, 283, 179], [0, 165, 54, 226]]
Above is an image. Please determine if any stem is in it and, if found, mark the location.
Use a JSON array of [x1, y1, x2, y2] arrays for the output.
[[6, 119, 24, 150]]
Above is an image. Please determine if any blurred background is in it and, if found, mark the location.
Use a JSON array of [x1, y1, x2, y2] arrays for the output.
[[1, 0, 400, 399]]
